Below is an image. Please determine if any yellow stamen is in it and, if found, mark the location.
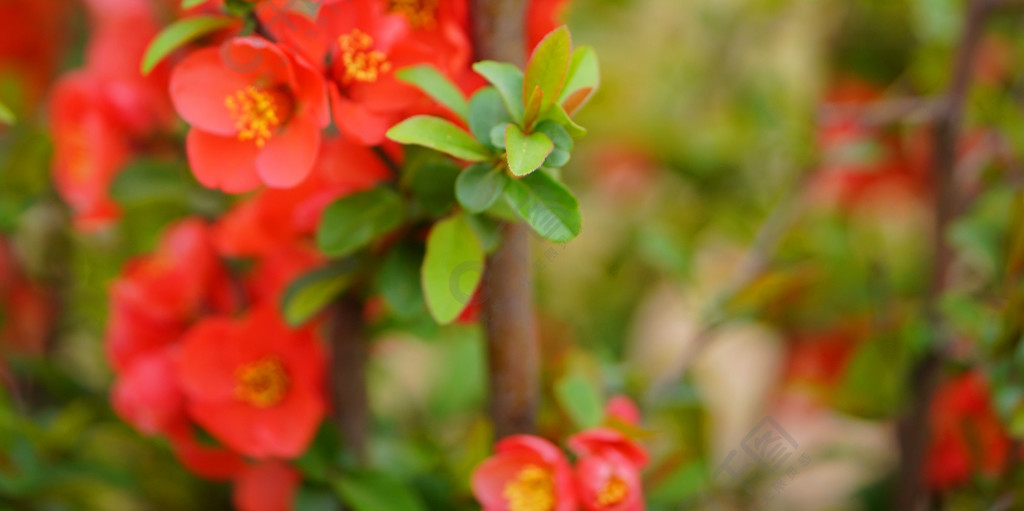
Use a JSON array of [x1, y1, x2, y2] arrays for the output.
[[224, 86, 284, 148], [503, 465, 555, 511], [595, 476, 629, 508], [388, 0, 439, 28], [235, 357, 289, 408], [337, 29, 393, 84]]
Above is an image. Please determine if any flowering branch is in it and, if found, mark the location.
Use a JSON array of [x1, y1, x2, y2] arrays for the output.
[[896, 0, 997, 507], [470, 0, 539, 439]]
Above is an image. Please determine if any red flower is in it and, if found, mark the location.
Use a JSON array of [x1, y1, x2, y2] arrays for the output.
[[318, 0, 446, 144], [215, 136, 391, 258], [111, 347, 185, 435], [49, 71, 129, 229], [106, 219, 231, 371], [604, 396, 641, 427], [573, 451, 644, 511], [233, 461, 301, 511], [926, 371, 1010, 490], [0, 0, 69, 108], [166, 421, 248, 480], [568, 429, 648, 471], [170, 36, 329, 191], [472, 435, 577, 511], [177, 306, 326, 458]]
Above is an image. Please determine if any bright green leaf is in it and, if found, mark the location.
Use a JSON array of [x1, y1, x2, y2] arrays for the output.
[[280, 262, 356, 326], [141, 15, 238, 74], [335, 471, 426, 511], [555, 371, 603, 430], [504, 171, 581, 242], [396, 65, 469, 120], [317, 187, 404, 257], [0, 101, 14, 125], [505, 124, 553, 177], [422, 214, 485, 324], [472, 61, 525, 123], [456, 163, 507, 212], [181, 0, 212, 8], [558, 46, 600, 105], [523, 25, 572, 115], [386, 116, 490, 161], [546, 102, 587, 138]]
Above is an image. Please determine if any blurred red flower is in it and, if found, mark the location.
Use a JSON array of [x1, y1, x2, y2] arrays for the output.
[[177, 306, 327, 459], [573, 450, 644, 511], [171, 36, 330, 191], [233, 461, 301, 511], [526, 0, 571, 52], [926, 371, 1011, 490], [473, 435, 577, 511]]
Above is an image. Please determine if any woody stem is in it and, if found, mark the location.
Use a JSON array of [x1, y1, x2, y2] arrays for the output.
[[329, 296, 370, 464], [470, 0, 539, 439]]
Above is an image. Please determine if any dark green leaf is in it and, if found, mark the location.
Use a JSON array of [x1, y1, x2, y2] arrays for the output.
[[409, 161, 461, 216], [295, 487, 341, 511], [456, 163, 507, 213], [396, 65, 469, 120], [317, 187, 405, 257], [141, 15, 237, 74], [472, 61, 525, 123], [505, 124, 553, 177], [280, 262, 356, 326], [465, 214, 502, 253], [376, 244, 427, 319], [422, 214, 484, 324], [386, 116, 490, 161], [504, 171, 581, 242], [535, 120, 573, 168], [468, 87, 512, 149], [335, 471, 426, 511]]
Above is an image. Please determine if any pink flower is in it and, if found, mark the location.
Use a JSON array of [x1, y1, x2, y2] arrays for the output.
[[604, 395, 641, 426], [574, 451, 644, 511], [472, 435, 577, 511]]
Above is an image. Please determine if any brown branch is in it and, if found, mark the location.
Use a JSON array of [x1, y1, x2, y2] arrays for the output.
[[470, 0, 538, 439], [896, 0, 996, 508], [329, 296, 370, 464]]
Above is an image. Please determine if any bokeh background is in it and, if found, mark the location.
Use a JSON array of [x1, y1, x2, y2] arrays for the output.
[[2, 0, 1023, 509]]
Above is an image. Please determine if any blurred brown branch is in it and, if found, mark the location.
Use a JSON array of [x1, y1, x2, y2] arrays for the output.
[[330, 296, 370, 464]]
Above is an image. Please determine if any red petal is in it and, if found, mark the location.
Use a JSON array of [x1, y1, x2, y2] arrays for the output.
[[186, 129, 262, 193], [256, 115, 321, 188]]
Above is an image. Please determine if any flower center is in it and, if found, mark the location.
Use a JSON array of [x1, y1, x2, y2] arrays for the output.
[[337, 29, 392, 84], [503, 465, 555, 511], [595, 476, 629, 508], [224, 86, 290, 148], [235, 357, 289, 408], [388, 0, 439, 28]]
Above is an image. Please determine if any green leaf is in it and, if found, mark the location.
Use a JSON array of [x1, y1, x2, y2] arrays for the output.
[[280, 262, 356, 326], [335, 471, 426, 511], [523, 25, 572, 115], [409, 160, 461, 216], [468, 87, 512, 150], [181, 0, 212, 8], [396, 65, 469, 120], [375, 243, 427, 319], [505, 124, 553, 177], [386, 116, 490, 161], [555, 371, 603, 430], [141, 15, 237, 74], [466, 214, 502, 253], [504, 171, 581, 242], [558, 46, 600, 105], [546, 102, 587, 138], [472, 61, 525, 123], [0, 100, 14, 125], [534, 120, 572, 168], [422, 214, 485, 324], [295, 487, 341, 511], [317, 187, 404, 257], [456, 163, 507, 213]]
